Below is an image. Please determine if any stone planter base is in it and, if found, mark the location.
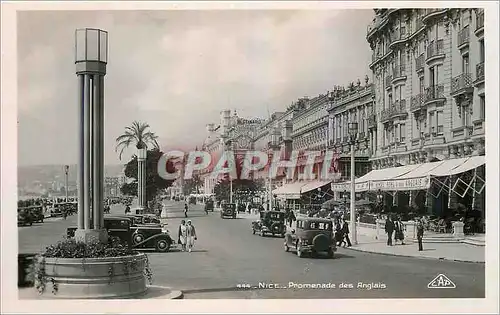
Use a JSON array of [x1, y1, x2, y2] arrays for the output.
[[35, 253, 148, 299]]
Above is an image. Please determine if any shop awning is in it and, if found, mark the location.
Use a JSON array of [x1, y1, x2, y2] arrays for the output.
[[273, 182, 307, 200], [370, 161, 445, 191], [439, 156, 485, 176], [332, 164, 420, 192], [332, 157, 485, 192], [427, 158, 469, 177], [300, 180, 332, 194]]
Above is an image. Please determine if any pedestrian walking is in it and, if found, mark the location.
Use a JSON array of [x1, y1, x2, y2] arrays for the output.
[[385, 216, 395, 246], [394, 217, 405, 245], [184, 203, 189, 218], [186, 220, 198, 253], [125, 205, 131, 214], [178, 220, 187, 252], [417, 218, 424, 251], [340, 219, 352, 247], [287, 210, 296, 228]]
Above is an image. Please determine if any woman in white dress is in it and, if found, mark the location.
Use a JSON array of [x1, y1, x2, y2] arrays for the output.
[[186, 220, 197, 253], [177, 220, 187, 252]]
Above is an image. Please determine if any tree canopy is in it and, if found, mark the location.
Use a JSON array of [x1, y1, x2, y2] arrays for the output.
[[120, 148, 175, 202]]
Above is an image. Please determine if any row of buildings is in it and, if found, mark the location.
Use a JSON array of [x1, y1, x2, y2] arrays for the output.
[[196, 8, 486, 223]]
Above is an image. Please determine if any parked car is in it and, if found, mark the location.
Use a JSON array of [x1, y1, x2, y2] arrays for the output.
[[29, 206, 45, 223], [252, 211, 286, 237], [66, 216, 174, 252], [220, 203, 237, 219], [107, 214, 161, 227], [18, 208, 33, 226], [284, 218, 336, 258]]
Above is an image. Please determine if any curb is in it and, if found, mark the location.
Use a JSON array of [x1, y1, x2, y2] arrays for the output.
[[145, 285, 184, 299], [344, 246, 485, 264]]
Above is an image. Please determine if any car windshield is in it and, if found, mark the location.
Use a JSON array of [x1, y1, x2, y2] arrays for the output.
[[308, 222, 331, 230]]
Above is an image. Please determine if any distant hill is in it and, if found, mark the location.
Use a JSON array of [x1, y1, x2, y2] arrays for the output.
[[18, 164, 126, 186]]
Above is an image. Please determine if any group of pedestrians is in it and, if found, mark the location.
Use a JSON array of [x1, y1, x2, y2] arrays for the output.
[[177, 219, 197, 252], [384, 215, 425, 251], [334, 217, 352, 247]]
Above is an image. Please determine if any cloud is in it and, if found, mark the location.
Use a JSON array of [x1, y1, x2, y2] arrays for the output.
[[17, 9, 373, 166]]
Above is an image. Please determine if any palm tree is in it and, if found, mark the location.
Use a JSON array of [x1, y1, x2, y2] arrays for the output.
[[115, 121, 160, 160]]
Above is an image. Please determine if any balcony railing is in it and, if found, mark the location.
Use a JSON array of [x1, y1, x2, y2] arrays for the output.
[[424, 84, 444, 103], [423, 8, 447, 19], [457, 26, 470, 48], [426, 39, 444, 60], [390, 28, 407, 44], [367, 113, 377, 128], [391, 99, 407, 118], [416, 53, 425, 72], [476, 11, 484, 31], [380, 108, 392, 122], [414, 18, 423, 32], [393, 64, 406, 79], [451, 73, 473, 95], [410, 94, 424, 112], [476, 62, 484, 82], [385, 75, 393, 88], [380, 100, 407, 122]]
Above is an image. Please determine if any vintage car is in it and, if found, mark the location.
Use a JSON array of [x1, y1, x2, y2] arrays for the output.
[[220, 203, 237, 219], [106, 214, 161, 227], [29, 206, 45, 223], [284, 218, 336, 258], [252, 211, 286, 237], [18, 208, 33, 226], [67, 216, 174, 252], [205, 199, 215, 212]]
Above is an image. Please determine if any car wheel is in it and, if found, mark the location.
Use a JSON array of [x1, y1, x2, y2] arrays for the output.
[[132, 233, 145, 245], [311, 250, 317, 258], [260, 231, 265, 237], [284, 242, 289, 252], [297, 246, 304, 258], [155, 239, 170, 252]]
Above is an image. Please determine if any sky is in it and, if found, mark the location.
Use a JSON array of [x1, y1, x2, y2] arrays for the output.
[[17, 9, 374, 166]]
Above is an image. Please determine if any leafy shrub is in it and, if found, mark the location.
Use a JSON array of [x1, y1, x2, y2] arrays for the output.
[[42, 236, 136, 259]]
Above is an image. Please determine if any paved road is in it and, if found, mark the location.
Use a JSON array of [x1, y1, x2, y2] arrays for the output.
[[18, 201, 485, 299]]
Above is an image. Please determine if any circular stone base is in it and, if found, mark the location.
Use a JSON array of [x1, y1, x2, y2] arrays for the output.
[[18, 285, 183, 300]]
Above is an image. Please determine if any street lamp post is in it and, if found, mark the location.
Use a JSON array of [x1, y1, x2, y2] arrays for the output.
[[348, 122, 358, 245], [64, 165, 69, 202], [74, 28, 108, 243], [137, 148, 147, 213], [268, 127, 280, 211], [230, 143, 234, 204]]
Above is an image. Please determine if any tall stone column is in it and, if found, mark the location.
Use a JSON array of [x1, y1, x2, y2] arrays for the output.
[[137, 148, 147, 213], [74, 28, 109, 243]]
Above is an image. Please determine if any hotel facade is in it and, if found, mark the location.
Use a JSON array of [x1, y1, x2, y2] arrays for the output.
[[333, 8, 486, 220]]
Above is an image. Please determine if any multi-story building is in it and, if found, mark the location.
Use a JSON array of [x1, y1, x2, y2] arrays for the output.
[[363, 8, 485, 218], [200, 110, 265, 195], [327, 78, 374, 200]]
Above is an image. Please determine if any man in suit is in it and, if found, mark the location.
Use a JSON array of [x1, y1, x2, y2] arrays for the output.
[[417, 218, 425, 251], [385, 216, 395, 246]]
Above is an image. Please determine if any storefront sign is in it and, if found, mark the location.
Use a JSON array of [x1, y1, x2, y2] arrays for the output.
[[371, 176, 430, 191], [332, 176, 430, 192]]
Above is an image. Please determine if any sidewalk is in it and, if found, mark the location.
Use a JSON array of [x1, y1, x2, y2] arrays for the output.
[[349, 226, 485, 263]]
